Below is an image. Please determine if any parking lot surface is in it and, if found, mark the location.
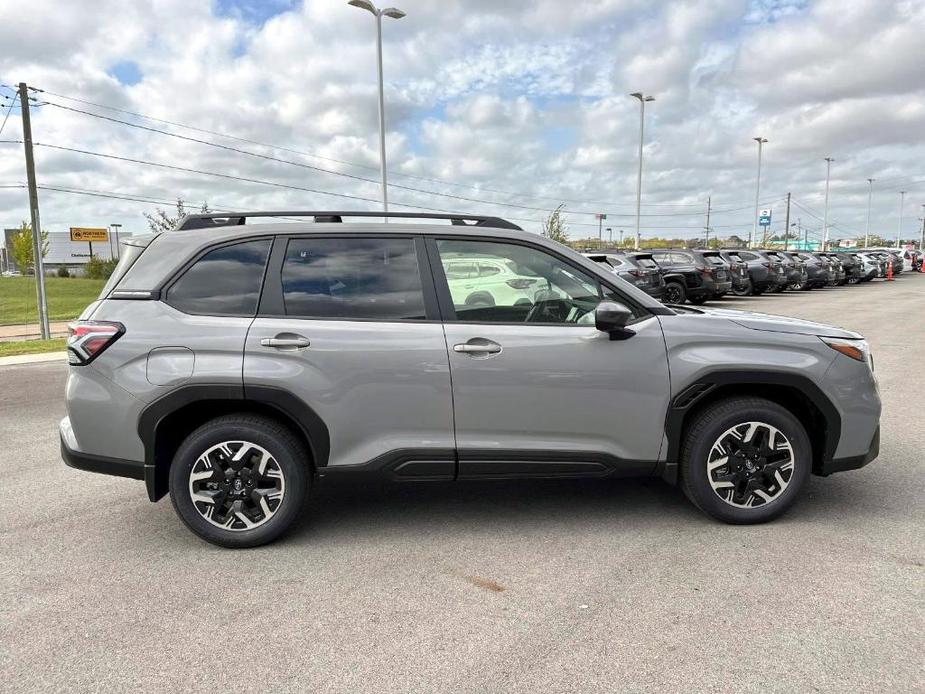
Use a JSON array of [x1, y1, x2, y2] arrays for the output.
[[2, 275, 923, 693]]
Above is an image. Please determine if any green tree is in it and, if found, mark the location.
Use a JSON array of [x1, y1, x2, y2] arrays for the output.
[[10, 220, 49, 273], [143, 198, 211, 233], [541, 204, 569, 244]]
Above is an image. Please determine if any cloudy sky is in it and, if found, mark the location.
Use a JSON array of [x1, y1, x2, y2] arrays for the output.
[[0, 0, 923, 243]]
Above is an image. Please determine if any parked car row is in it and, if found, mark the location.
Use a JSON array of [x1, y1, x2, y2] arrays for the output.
[[584, 247, 917, 304]]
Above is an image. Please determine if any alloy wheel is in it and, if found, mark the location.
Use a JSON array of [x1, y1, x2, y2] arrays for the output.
[[188, 440, 285, 531], [705, 421, 794, 508], [665, 284, 684, 304]]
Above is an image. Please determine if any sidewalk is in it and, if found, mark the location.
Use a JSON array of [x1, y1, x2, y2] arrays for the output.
[[0, 321, 71, 341]]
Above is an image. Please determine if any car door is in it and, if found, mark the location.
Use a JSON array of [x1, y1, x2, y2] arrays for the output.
[[244, 234, 456, 478], [429, 236, 670, 478]]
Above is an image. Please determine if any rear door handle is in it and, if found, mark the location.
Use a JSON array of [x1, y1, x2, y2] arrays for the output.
[[260, 334, 310, 349], [453, 338, 502, 357]]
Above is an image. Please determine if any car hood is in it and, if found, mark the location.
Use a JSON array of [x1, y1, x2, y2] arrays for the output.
[[678, 306, 862, 339]]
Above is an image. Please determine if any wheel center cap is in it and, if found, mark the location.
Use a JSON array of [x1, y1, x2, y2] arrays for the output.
[[745, 459, 756, 472], [233, 479, 243, 491]]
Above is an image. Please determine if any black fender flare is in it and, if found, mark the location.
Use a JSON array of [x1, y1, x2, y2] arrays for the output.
[[137, 383, 330, 501], [660, 370, 841, 483]]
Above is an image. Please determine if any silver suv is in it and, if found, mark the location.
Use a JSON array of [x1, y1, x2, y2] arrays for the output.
[[61, 212, 882, 547]]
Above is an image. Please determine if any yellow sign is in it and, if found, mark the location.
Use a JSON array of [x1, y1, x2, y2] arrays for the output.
[[70, 227, 109, 242]]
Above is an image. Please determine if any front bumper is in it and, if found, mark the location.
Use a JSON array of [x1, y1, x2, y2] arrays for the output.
[[822, 426, 880, 475]]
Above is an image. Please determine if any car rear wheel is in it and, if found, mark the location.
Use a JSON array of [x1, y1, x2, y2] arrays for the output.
[[664, 281, 686, 304], [679, 397, 810, 524], [731, 279, 752, 297], [169, 415, 309, 548]]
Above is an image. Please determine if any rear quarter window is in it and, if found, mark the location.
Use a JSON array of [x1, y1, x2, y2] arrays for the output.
[[165, 239, 272, 316]]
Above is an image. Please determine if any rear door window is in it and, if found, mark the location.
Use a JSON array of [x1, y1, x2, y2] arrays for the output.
[[281, 237, 427, 320], [166, 239, 272, 316]]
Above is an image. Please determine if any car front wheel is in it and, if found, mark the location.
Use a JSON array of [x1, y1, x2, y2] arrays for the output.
[[679, 397, 810, 524], [169, 415, 310, 548]]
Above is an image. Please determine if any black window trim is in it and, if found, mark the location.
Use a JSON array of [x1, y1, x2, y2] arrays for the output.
[[425, 235, 653, 327], [161, 236, 274, 318], [256, 233, 442, 323]]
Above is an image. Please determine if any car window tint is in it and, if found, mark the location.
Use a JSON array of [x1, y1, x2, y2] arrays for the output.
[[478, 262, 502, 277], [166, 239, 271, 316], [635, 257, 659, 269], [436, 239, 633, 324], [282, 237, 426, 320]]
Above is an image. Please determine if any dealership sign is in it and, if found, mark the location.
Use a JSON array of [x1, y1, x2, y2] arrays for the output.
[[69, 227, 108, 242], [758, 209, 772, 227]]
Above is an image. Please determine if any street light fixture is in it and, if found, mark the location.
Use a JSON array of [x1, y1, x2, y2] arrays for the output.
[[630, 92, 654, 251], [348, 0, 405, 215], [751, 137, 767, 249], [822, 157, 833, 251]]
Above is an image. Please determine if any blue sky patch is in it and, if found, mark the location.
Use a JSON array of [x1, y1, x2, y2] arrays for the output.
[[108, 60, 142, 86], [215, 0, 296, 25]]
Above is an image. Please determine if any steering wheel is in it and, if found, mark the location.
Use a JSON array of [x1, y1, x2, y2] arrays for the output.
[[525, 292, 571, 323]]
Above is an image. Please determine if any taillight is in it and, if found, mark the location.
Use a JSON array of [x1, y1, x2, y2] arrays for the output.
[[628, 269, 642, 278], [506, 278, 537, 290], [700, 267, 713, 276], [67, 321, 124, 365]]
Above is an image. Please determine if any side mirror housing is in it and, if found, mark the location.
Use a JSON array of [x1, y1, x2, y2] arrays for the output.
[[595, 301, 635, 340]]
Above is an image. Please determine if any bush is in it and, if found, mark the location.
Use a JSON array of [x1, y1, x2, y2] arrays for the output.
[[57, 265, 71, 278], [85, 256, 119, 280]]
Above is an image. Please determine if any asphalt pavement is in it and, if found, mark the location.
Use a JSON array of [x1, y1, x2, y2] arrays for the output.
[[1, 274, 923, 693]]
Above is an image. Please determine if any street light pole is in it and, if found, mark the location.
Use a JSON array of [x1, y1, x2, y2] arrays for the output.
[[865, 178, 874, 248], [822, 157, 833, 251], [348, 0, 405, 215], [751, 137, 767, 249], [897, 191, 906, 249], [110, 223, 122, 259], [630, 92, 654, 251]]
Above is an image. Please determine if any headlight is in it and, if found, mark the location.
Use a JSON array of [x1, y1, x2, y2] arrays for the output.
[[820, 336, 872, 368]]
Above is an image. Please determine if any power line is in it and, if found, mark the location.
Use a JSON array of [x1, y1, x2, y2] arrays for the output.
[[0, 93, 18, 136], [41, 98, 774, 219], [33, 85, 776, 212]]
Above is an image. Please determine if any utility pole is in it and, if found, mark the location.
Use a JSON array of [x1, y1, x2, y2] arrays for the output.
[[704, 196, 711, 247], [111, 223, 122, 259], [619, 229, 624, 247], [607, 227, 613, 245], [783, 192, 791, 251], [822, 157, 833, 251], [865, 178, 874, 248], [751, 137, 767, 248], [597, 213, 603, 249], [19, 82, 50, 340], [898, 191, 906, 249]]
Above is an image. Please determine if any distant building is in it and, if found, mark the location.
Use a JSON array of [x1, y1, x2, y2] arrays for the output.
[[2, 228, 133, 275]]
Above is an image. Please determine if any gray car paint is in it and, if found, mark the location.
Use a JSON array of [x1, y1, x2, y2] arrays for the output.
[[61, 221, 881, 480]]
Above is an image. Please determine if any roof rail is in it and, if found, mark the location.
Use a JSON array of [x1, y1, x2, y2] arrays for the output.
[[174, 211, 523, 231]]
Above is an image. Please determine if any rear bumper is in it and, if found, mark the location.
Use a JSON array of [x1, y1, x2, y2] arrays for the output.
[[822, 426, 880, 475], [643, 285, 667, 301], [61, 436, 144, 480]]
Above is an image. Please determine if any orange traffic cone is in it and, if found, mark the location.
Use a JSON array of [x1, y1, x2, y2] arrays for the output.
[[886, 261, 893, 281]]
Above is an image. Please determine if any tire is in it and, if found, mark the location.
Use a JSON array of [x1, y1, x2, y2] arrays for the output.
[[169, 415, 310, 548], [664, 281, 687, 304], [789, 279, 805, 291], [465, 292, 495, 308], [731, 279, 752, 297], [679, 397, 810, 524]]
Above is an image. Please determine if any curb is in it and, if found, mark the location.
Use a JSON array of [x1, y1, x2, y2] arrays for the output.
[[0, 351, 68, 367]]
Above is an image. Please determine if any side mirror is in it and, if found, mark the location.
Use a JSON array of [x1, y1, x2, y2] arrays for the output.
[[595, 301, 635, 340]]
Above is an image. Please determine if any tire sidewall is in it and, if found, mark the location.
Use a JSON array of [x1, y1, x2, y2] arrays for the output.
[[683, 402, 811, 524], [169, 419, 309, 548]]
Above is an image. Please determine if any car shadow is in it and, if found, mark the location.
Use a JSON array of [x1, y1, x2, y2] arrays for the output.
[[284, 476, 702, 543]]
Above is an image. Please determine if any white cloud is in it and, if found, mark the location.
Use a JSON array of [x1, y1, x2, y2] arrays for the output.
[[0, 0, 922, 242]]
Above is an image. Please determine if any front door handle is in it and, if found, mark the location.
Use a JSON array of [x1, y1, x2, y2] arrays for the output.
[[453, 338, 502, 357], [260, 334, 310, 349]]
